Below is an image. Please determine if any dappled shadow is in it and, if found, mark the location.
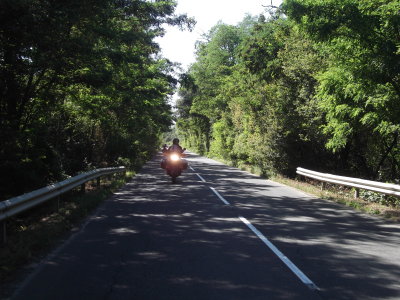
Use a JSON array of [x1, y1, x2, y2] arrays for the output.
[[187, 153, 400, 300], [12, 153, 400, 300]]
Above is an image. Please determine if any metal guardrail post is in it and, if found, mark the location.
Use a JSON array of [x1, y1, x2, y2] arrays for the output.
[[1, 221, 6, 244], [55, 196, 60, 212], [354, 188, 360, 198]]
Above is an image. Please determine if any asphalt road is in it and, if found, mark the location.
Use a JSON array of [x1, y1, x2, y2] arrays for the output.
[[11, 153, 400, 300]]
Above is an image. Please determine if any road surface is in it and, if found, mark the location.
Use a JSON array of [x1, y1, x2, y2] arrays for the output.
[[11, 153, 400, 299]]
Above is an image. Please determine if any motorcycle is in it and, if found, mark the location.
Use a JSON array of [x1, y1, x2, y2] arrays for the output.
[[161, 150, 188, 183]]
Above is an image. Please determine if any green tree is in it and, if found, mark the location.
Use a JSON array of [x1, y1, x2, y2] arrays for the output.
[[0, 0, 194, 198], [177, 13, 332, 176], [177, 19, 257, 155], [284, 0, 400, 179]]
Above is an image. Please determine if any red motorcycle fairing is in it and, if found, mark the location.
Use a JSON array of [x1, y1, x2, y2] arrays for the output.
[[161, 151, 187, 183]]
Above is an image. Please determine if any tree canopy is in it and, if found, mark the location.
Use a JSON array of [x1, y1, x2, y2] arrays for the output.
[[176, 0, 400, 181], [0, 0, 194, 199], [2, 0, 399, 199]]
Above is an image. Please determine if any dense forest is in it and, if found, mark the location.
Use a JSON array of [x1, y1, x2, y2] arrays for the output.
[[0, 0, 194, 199], [176, 0, 400, 182], [1, 0, 399, 200]]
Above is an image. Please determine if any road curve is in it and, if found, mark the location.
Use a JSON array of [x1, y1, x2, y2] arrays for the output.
[[11, 153, 400, 300]]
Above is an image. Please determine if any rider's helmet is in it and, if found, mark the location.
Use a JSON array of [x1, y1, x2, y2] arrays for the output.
[[172, 138, 179, 145]]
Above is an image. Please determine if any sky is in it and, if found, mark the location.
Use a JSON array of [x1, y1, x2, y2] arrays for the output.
[[156, 0, 283, 71]]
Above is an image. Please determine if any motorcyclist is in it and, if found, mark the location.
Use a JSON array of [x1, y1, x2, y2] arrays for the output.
[[166, 138, 188, 170], [160, 139, 186, 170], [168, 138, 185, 153]]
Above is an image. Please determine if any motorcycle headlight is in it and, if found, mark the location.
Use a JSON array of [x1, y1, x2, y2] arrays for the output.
[[170, 153, 180, 161]]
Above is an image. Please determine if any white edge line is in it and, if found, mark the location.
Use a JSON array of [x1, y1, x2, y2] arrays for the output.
[[196, 173, 206, 183], [209, 187, 230, 205], [189, 166, 206, 182], [238, 216, 319, 291]]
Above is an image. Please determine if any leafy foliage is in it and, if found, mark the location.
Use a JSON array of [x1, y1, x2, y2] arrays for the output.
[[284, 0, 400, 179], [176, 0, 400, 182], [0, 0, 194, 199]]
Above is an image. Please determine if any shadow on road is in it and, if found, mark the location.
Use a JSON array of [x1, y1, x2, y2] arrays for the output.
[[12, 153, 400, 300], [187, 153, 400, 300]]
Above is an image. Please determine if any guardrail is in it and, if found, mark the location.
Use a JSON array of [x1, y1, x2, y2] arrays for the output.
[[296, 167, 400, 198], [0, 166, 126, 243]]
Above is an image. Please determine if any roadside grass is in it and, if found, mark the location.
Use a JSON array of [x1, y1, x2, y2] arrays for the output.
[[272, 175, 400, 222], [0, 171, 134, 290]]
